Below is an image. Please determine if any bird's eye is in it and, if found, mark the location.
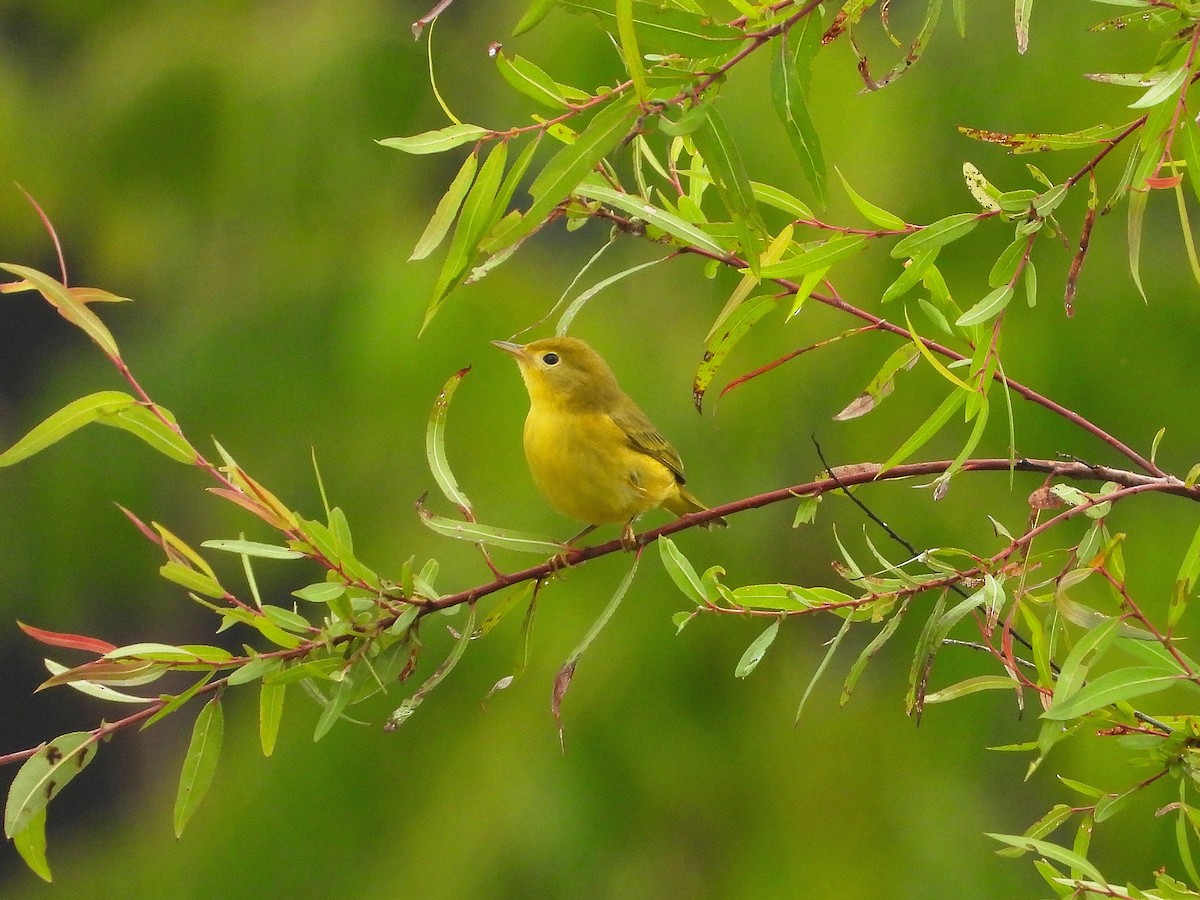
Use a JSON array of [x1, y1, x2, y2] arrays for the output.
[[542, 352, 560, 366]]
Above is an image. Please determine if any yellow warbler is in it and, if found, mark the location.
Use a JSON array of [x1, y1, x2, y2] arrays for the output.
[[492, 336, 725, 544]]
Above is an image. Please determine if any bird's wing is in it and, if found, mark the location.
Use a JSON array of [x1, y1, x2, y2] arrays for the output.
[[609, 403, 687, 484]]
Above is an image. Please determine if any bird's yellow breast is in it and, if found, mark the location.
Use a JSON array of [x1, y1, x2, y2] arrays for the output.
[[522, 400, 679, 526]]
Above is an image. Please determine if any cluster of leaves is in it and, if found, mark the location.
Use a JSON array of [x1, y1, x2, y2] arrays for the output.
[[5, 0, 1200, 895]]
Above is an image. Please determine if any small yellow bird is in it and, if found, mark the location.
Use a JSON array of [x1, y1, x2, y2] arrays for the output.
[[492, 336, 726, 545]]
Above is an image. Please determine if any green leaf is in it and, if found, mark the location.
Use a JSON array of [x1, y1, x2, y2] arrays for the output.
[[693, 294, 778, 403], [658, 535, 709, 605], [751, 182, 813, 219], [159, 561, 225, 599], [416, 501, 563, 554], [955, 284, 1014, 327], [98, 404, 196, 464], [0, 264, 120, 360], [377, 123, 490, 155], [1129, 67, 1188, 109], [427, 366, 473, 514], [558, 0, 742, 58], [575, 176, 725, 254], [880, 248, 939, 304], [174, 698, 223, 837], [836, 168, 905, 229], [388, 604, 478, 730], [841, 600, 908, 705], [989, 236, 1028, 288], [956, 122, 1129, 154], [12, 806, 52, 882], [0, 390, 137, 467], [615, 0, 649, 101], [735, 618, 780, 678], [556, 257, 666, 336], [495, 52, 579, 109], [512, 0, 557, 35], [292, 582, 347, 603], [1128, 185, 1149, 302], [4, 732, 98, 838], [482, 98, 638, 254], [880, 388, 967, 473], [1014, 0, 1032, 53], [313, 673, 355, 742], [757, 235, 867, 279], [552, 557, 640, 747], [1042, 667, 1179, 721], [772, 34, 826, 204], [985, 834, 1106, 885], [426, 140, 510, 328], [995, 804, 1074, 858], [833, 343, 920, 421], [1170, 523, 1200, 628], [890, 213, 979, 258], [924, 674, 1017, 704], [797, 614, 853, 723], [259, 680, 285, 757], [410, 151, 478, 261], [692, 106, 763, 268], [200, 539, 305, 559]]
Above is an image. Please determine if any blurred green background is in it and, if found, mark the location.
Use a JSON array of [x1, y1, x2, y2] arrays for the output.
[[0, 1, 1196, 896]]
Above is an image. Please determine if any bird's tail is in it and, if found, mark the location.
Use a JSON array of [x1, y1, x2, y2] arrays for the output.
[[665, 487, 728, 528]]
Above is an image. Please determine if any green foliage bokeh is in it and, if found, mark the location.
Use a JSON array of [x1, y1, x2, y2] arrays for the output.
[[1, 1, 1196, 896]]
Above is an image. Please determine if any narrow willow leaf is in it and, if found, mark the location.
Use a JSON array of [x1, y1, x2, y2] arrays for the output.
[[556, 257, 665, 336], [159, 561, 225, 599], [1127, 186, 1148, 302], [985, 834, 1106, 885], [427, 366, 472, 513], [552, 556, 639, 748], [797, 614, 853, 723], [615, 0, 649, 100], [1014, 0, 1032, 53], [558, 0, 741, 58], [99, 404, 196, 464], [841, 600, 908, 705], [989, 236, 1028, 288], [772, 34, 826, 204], [313, 675, 355, 742], [174, 698, 223, 837], [963, 162, 1002, 211], [0, 390, 136, 467], [692, 106, 763, 268], [1042, 667, 1179, 721], [1170, 523, 1200, 628], [956, 284, 1014, 327], [0, 264, 120, 360], [426, 140, 510, 328], [4, 733, 98, 838], [956, 123, 1128, 154], [834, 343, 920, 421], [416, 502, 563, 554], [658, 535, 708, 605], [890, 213, 978, 258], [694, 294, 778, 403], [12, 808, 51, 883], [880, 389, 967, 473], [1129, 67, 1187, 109], [705, 224, 791, 343], [259, 680, 285, 757], [836, 168, 905, 229], [410, 151, 478, 261], [575, 177, 724, 253], [880, 248, 939, 303], [377, 123, 490, 154], [495, 52, 577, 108], [201, 539, 305, 559], [482, 98, 638, 254], [994, 804, 1074, 859], [924, 674, 1017, 704], [512, 0, 556, 35], [41, 659, 154, 704], [757, 234, 867, 279], [292, 582, 346, 604], [751, 182, 813, 219], [735, 618, 780, 678]]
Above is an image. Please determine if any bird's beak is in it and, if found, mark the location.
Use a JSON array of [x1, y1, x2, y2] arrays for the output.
[[491, 340, 527, 360]]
